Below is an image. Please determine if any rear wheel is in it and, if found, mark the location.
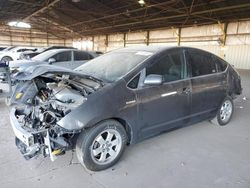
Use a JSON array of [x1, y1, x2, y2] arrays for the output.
[[76, 120, 128, 171], [210, 97, 234, 126], [1, 56, 13, 63]]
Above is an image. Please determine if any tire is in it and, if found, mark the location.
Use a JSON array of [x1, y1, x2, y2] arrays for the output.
[[76, 120, 128, 171], [1, 56, 13, 63], [210, 96, 234, 126]]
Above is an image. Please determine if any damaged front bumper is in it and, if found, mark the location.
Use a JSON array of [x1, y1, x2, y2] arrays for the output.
[[10, 107, 72, 161]]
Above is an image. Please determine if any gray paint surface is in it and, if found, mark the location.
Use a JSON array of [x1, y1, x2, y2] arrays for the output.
[[0, 69, 250, 187], [9, 49, 99, 70]]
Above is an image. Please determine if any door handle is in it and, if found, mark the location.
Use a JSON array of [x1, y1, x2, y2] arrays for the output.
[[182, 87, 191, 95], [161, 91, 177, 97], [126, 100, 136, 105]]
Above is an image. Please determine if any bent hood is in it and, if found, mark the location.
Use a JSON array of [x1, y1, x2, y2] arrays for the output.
[[14, 64, 103, 84]]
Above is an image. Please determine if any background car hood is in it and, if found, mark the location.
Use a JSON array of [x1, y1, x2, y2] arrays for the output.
[[8, 59, 45, 68]]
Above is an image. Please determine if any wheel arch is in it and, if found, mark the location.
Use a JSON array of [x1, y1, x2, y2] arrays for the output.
[[1, 56, 13, 61], [83, 117, 134, 145], [210, 95, 234, 126], [112, 117, 133, 145]]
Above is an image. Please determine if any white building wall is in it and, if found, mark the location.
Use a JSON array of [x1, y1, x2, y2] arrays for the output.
[[1, 20, 249, 69], [74, 20, 250, 69], [225, 45, 250, 69], [93, 35, 106, 52], [107, 34, 124, 51], [0, 27, 71, 47], [149, 29, 178, 46]]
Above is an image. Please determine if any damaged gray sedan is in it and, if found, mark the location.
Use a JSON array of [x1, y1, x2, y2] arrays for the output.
[[9, 46, 242, 171]]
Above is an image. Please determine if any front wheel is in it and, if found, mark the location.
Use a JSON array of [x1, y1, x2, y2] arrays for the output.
[[210, 97, 234, 126], [76, 120, 128, 171]]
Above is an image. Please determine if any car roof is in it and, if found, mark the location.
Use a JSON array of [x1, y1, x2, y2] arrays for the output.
[[13, 46, 37, 49], [47, 46, 73, 48], [37, 46, 215, 56], [47, 48, 72, 52], [112, 46, 172, 53], [37, 49, 98, 57], [112, 46, 217, 56], [44, 46, 75, 51], [47, 48, 102, 54]]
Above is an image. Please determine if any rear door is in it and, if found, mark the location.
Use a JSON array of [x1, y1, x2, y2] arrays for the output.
[[185, 49, 226, 117], [136, 49, 191, 139], [73, 51, 93, 68]]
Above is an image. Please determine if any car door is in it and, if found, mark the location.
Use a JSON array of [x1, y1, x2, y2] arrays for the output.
[[136, 49, 191, 139], [185, 49, 226, 118], [73, 51, 92, 69], [50, 51, 73, 69]]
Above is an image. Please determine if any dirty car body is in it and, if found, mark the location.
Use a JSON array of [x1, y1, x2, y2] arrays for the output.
[[9, 46, 242, 169]]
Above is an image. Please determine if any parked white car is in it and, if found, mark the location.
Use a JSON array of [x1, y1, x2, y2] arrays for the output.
[[9, 49, 100, 71], [0, 46, 39, 62]]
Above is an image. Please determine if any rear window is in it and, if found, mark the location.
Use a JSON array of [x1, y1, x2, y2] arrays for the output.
[[187, 50, 217, 77]]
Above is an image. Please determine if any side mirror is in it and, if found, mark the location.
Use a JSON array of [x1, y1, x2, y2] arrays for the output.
[[144, 74, 163, 85], [48, 58, 56, 64]]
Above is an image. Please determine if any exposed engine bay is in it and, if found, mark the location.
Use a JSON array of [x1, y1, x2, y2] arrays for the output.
[[10, 73, 102, 160]]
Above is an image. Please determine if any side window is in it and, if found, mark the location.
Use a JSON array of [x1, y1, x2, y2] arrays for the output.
[[74, 51, 91, 61], [17, 49, 28, 52], [127, 74, 140, 89], [188, 50, 217, 77], [51, 51, 71, 62], [146, 51, 185, 83], [213, 56, 228, 72], [17, 48, 36, 52]]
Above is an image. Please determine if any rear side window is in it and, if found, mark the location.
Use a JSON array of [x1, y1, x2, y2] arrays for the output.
[[187, 50, 217, 77], [74, 51, 92, 61], [51, 51, 71, 62], [213, 56, 228, 72], [146, 50, 186, 83]]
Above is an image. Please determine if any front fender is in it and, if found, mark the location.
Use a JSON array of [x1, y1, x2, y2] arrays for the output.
[[57, 80, 138, 134]]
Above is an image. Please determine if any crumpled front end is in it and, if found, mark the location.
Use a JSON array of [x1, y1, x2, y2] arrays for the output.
[[11, 107, 67, 160], [10, 106, 79, 160], [9, 69, 102, 160]]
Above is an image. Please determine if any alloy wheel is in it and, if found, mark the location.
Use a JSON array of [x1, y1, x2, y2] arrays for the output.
[[90, 129, 122, 165], [220, 100, 233, 123]]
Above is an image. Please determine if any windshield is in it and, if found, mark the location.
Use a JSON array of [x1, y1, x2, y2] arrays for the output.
[[32, 50, 55, 61], [76, 51, 153, 82]]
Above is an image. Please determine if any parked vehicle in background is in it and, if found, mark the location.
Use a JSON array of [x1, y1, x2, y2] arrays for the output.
[[9, 49, 100, 71], [19, 46, 76, 60], [0, 46, 7, 51], [0, 46, 16, 53], [95, 51, 104, 55], [9, 46, 242, 171], [0, 46, 39, 62]]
